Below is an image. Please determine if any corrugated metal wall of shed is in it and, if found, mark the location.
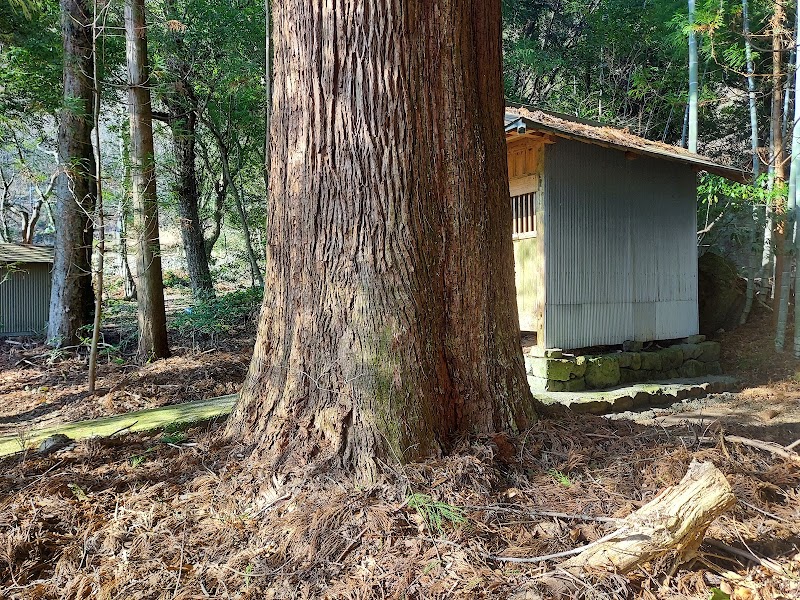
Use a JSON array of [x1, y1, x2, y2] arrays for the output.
[[543, 139, 699, 349], [0, 262, 52, 336]]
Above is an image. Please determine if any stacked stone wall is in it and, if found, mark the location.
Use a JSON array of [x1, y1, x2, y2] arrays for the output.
[[526, 336, 722, 392]]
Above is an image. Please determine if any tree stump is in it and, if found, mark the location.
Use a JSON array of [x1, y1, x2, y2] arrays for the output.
[[563, 461, 735, 573]]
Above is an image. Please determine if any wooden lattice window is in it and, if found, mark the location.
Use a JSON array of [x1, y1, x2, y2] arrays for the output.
[[512, 192, 536, 238]]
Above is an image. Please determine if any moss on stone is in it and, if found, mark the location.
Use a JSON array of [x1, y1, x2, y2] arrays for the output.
[[616, 352, 640, 369], [562, 377, 586, 392], [679, 359, 706, 378], [677, 343, 701, 359], [584, 356, 620, 389], [706, 361, 723, 375], [619, 368, 642, 384], [526, 357, 578, 381], [0, 395, 238, 457], [697, 341, 721, 363], [573, 355, 588, 378], [657, 347, 684, 370], [640, 352, 662, 371]]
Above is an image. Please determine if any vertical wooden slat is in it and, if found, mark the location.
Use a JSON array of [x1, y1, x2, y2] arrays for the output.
[[527, 193, 532, 233]]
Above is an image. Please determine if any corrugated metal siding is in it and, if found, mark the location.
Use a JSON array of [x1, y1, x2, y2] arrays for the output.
[[0, 262, 52, 336], [543, 139, 699, 349]]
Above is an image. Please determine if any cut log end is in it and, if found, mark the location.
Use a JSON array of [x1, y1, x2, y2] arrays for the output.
[[563, 460, 735, 574]]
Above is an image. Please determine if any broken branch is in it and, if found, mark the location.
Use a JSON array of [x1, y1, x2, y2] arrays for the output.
[[562, 461, 735, 574]]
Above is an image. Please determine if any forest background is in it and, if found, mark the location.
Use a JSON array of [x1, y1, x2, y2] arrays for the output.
[[0, 0, 796, 353]]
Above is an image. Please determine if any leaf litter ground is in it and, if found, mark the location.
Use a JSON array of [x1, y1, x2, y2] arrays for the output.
[[1, 413, 798, 599], [0, 302, 799, 599]]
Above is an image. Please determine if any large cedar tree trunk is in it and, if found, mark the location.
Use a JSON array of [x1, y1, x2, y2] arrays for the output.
[[226, 0, 536, 481], [125, 0, 169, 359], [48, 0, 96, 346]]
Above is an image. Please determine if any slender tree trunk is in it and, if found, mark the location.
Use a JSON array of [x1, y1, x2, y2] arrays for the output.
[[230, 181, 263, 288], [225, 0, 537, 482], [204, 177, 225, 258], [206, 123, 264, 287], [777, 7, 800, 350], [196, 137, 225, 259], [125, 0, 169, 360], [88, 0, 104, 394], [263, 0, 271, 192], [22, 210, 39, 244], [688, 0, 699, 153], [741, 0, 760, 325], [48, 0, 96, 347], [163, 5, 214, 298], [118, 127, 137, 300], [117, 198, 137, 299], [681, 102, 690, 148], [783, 50, 795, 145], [0, 169, 11, 242], [771, 2, 786, 311], [170, 110, 214, 296]]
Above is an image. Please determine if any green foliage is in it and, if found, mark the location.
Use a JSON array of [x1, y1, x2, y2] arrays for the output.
[[502, 0, 776, 153], [162, 269, 190, 288], [171, 286, 263, 337], [0, 0, 61, 119], [128, 454, 147, 468], [697, 173, 774, 254], [160, 430, 187, 445], [406, 493, 466, 533], [67, 482, 89, 501], [548, 469, 572, 487], [503, 0, 689, 138]]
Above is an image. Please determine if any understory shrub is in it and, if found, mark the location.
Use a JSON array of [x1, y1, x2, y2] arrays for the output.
[[172, 286, 264, 340]]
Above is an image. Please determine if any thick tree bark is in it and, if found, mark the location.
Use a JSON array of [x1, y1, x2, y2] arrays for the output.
[[169, 108, 214, 296], [47, 0, 96, 347], [125, 0, 169, 359], [163, 8, 214, 298], [263, 0, 271, 191], [226, 0, 537, 481]]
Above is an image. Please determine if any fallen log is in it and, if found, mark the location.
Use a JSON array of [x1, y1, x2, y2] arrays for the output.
[[562, 461, 735, 574]]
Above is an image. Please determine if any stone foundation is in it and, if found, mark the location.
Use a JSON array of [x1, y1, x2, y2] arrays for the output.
[[526, 335, 722, 392]]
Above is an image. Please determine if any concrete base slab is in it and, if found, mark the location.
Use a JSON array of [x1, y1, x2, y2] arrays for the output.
[[530, 376, 736, 415]]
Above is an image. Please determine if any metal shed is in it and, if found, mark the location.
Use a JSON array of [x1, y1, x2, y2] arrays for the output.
[[0, 243, 54, 337], [504, 107, 746, 351]]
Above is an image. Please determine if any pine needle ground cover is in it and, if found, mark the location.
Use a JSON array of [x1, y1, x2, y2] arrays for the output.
[[1, 415, 797, 599]]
